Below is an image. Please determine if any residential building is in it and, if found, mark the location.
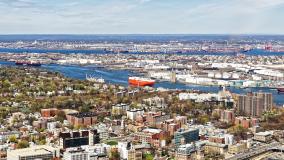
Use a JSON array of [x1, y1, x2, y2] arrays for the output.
[[128, 149, 142, 160], [41, 108, 59, 118], [111, 103, 129, 116], [234, 117, 259, 129], [146, 112, 170, 127], [59, 130, 100, 149], [220, 109, 235, 123], [228, 143, 247, 154], [204, 142, 227, 155], [127, 109, 144, 121], [134, 128, 168, 148], [143, 96, 166, 109], [66, 112, 97, 126], [237, 92, 273, 117], [63, 149, 89, 160], [63, 146, 109, 160], [175, 144, 196, 160], [253, 131, 273, 143]]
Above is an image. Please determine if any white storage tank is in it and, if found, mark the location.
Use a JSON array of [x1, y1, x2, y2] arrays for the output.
[[252, 75, 262, 81], [215, 72, 222, 79], [208, 72, 215, 78], [222, 72, 231, 79], [232, 73, 240, 79]]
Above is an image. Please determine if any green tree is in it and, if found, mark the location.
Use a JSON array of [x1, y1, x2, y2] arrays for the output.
[[197, 115, 210, 124], [8, 135, 18, 143], [143, 153, 154, 160], [2, 79, 11, 88], [79, 104, 91, 113], [38, 139, 46, 145], [17, 140, 30, 149], [110, 150, 120, 160], [106, 141, 118, 146], [55, 110, 66, 123]]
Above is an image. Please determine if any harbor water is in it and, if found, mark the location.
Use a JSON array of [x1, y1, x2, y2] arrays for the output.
[[0, 60, 283, 105]]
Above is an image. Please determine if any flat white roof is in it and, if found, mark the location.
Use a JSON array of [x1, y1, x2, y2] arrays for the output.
[[8, 145, 58, 157], [143, 128, 162, 134]]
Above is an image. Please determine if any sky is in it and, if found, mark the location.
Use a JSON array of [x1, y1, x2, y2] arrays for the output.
[[0, 0, 283, 34]]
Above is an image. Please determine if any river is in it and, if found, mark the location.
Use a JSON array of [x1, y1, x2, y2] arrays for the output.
[[0, 60, 283, 105]]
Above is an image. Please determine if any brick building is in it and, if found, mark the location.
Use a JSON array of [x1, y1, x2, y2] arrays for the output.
[[237, 92, 273, 117], [220, 109, 235, 123], [213, 109, 235, 123], [41, 108, 59, 118], [134, 128, 169, 148], [146, 112, 170, 127], [66, 112, 97, 126], [234, 116, 259, 129]]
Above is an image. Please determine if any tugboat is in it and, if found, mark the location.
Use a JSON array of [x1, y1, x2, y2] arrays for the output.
[[128, 77, 155, 87]]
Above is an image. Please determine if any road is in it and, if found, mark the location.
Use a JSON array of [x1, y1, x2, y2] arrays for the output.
[[226, 142, 281, 160]]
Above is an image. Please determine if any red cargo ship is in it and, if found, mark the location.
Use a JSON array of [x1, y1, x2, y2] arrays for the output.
[[128, 77, 155, 87]]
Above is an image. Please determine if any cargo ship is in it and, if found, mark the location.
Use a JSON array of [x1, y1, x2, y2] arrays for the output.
[[128, 77, 155, 87], [15, 60, 41, 67], [277, 87, 284, 93]]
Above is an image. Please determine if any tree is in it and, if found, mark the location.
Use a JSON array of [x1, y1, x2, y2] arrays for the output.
[[2, 79, 11, 88], [212, 112, 220, 121], [8, 135, 18, 143], [55, 110, 66, 123], [197, 115, 210, 124], [228, 125, 248, 140], [79, 104, 91, 113], [106, 141, 118, 146], [38, 139, 46, 145], [143, 153, 154, 160], [17, 140, 30, 149], [110, 150, 120, 160]]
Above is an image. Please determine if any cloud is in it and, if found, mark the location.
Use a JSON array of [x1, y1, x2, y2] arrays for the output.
[[244, 0, 284, 9], [138, 0, 154, 3], [0, 0, 283, 34], [1, 0, 40, 8]]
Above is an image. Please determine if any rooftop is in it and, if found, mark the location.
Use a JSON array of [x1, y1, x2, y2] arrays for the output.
[[143, 128, 163, 134], [68, 112, 97, 118], [8, 145, 58, 157]]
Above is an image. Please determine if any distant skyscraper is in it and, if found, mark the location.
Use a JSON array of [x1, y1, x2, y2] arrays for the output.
[[237, 92, 273, 117]]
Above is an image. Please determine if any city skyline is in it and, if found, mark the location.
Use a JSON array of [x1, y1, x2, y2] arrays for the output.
[[0, 0, 284, 34]]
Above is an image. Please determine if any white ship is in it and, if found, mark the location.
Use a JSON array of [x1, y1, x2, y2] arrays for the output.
[[86, 74, 105, 83]]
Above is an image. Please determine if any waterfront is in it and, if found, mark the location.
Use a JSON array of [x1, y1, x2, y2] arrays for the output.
[[0, 48, 284, 56], [1, 60, 283, 105]]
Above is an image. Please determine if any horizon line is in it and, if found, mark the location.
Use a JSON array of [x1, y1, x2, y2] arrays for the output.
[[0, 33, 284, 36]]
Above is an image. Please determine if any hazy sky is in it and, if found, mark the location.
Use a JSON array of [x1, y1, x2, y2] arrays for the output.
[[0, 0, 283, 34]]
